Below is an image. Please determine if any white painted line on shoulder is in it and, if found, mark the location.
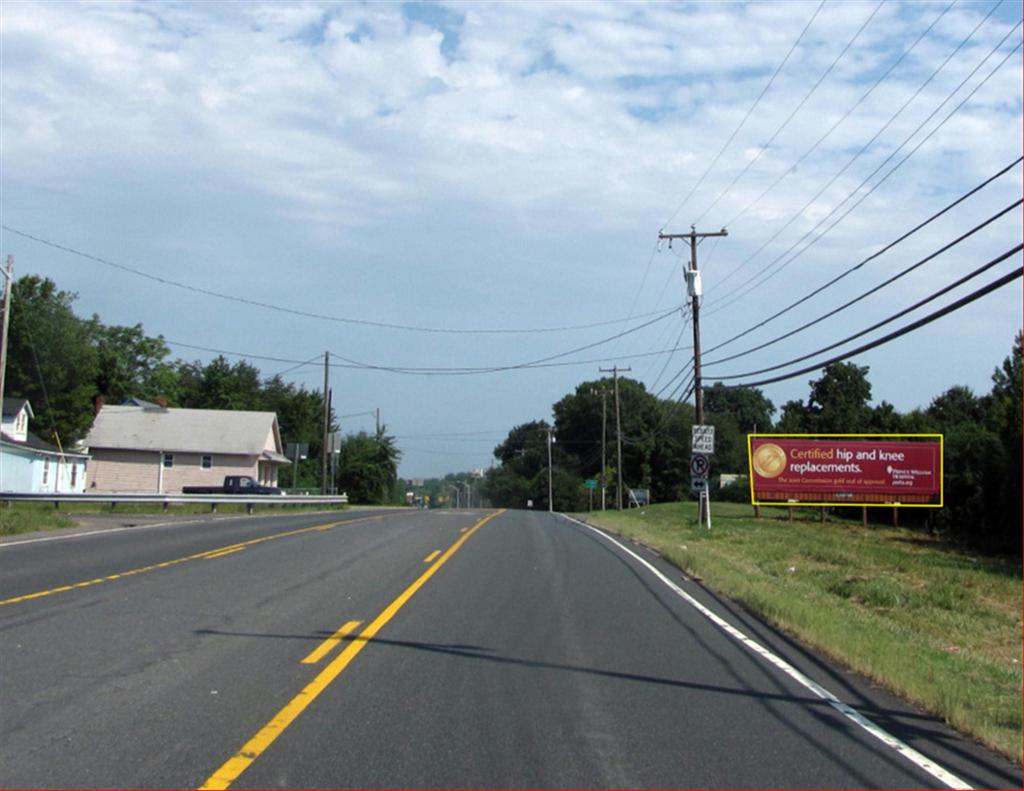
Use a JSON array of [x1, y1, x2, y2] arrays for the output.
[[559, 514, 972, 791]]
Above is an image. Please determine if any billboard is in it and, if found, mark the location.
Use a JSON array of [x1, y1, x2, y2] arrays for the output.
[[748, 435, 943, 507]]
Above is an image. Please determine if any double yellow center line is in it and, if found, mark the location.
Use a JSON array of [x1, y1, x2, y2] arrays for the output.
[[199, 509, 504, 790]]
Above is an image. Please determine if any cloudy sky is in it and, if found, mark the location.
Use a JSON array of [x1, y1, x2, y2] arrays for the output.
[[2, 0, 1021, 478]]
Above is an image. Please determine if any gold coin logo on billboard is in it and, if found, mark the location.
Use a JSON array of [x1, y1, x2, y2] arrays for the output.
[[753, 443, 787, 478]]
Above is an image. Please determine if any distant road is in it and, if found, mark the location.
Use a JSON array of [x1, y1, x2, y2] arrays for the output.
[[1, 509, 1017, 789]]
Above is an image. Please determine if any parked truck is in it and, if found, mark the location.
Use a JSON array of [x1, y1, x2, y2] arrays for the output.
[[182, 476, 284, 495]]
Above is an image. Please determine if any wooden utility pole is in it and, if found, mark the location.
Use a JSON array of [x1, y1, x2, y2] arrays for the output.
[[590, 387, 609, 510], [0, 256, 13, 413], [657, 227, 727, 425], [321, 351, 330, 495], [659, 227, 726, 523], [543, 426, 555, 513], [599, 366, 631, 509]]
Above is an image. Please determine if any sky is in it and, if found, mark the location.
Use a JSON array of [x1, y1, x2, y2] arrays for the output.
[[2, 0, 1021, 479]]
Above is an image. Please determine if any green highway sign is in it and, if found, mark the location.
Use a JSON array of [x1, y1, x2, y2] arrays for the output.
[[584, 479, 598, 490]]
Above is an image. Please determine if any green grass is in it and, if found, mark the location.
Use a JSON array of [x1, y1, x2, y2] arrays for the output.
[[0, 503, 75, 536], [581, 501, 1022, 761]]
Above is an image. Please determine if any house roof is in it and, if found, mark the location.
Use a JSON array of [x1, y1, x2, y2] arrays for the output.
[[85, 405, 283, 456], [2, 398, 32, 419], [1, 430, 89, 458]]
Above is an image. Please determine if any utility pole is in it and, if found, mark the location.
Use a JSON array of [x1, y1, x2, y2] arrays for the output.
[[590, 386, 608, 511], [321, 351, 330, 495], [543, 426, 555, 513], [657, 226, 727, 425], [658, 226, 727, 521], [599, 366, 631, 509], [0, 256, 13, 413], [375, 407, 380, 436]]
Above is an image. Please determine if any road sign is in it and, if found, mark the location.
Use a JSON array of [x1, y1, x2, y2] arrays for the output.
[[690, 476, 707, 493], [584, 479, 598, 490], [692, 425, 715, 454], [690, 453, 710, 477]]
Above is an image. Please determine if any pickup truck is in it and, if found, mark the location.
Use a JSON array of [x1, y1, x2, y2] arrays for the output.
[[183, 476, 284, 495]]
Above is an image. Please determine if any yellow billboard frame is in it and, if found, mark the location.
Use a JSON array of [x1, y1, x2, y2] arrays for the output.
[[746, 433, 944, 508]]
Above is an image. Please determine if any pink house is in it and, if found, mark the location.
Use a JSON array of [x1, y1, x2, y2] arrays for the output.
[[84, 404, 290, 493]]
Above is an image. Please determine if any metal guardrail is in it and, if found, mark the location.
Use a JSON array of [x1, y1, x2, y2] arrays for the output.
[[1, 492, 349, 514]]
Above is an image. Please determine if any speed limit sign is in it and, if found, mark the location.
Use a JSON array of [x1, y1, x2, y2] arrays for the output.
[[690, 453, 710, 477]]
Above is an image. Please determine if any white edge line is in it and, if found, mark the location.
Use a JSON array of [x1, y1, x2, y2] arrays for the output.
[[559, 514, 972, 791]]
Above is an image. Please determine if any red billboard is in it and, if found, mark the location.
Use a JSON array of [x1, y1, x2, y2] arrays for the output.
[[748, 436, 943, 506]]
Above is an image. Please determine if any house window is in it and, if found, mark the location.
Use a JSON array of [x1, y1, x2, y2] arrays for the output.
[[201, 455, 213, 469], [42, 459, 50, 485], [71, 463, 77, 488], [162, 453, 174, 469]]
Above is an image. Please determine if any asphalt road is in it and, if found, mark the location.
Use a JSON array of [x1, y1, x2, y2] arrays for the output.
[[0, 508, 1018, 789]]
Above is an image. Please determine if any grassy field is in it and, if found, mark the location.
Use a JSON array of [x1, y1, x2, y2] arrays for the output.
[[581, 501, 1022, 761]]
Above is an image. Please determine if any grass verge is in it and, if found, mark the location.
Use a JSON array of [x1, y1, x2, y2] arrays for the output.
[[581, 501, 1022, 761], [0, 503, 75, 536]]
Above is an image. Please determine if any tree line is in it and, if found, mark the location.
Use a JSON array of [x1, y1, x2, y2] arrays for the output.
[[3, 275, 400, 501], [481, 334, 1021, 555]]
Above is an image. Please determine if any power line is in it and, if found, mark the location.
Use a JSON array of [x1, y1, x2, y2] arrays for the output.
[[661, 0, 826, 230], [692, 0, 885, 226], [162, 307, 684, 377], [705, 25, 1023, 316], [0, 224, 671, 337], [717, 0, 959, 233], [707, 3, 1010, 299], [715, 254, 1022, 389], [703, 192, 1022, 364], [709, 244, 1021, 377], [328, 307, 680, 375]]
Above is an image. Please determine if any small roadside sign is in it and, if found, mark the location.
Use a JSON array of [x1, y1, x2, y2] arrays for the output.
[[690, 453, 710, 477], [584, 479, 598, 490], [692, 425, 715, 454], [690, 476, 707, 493]]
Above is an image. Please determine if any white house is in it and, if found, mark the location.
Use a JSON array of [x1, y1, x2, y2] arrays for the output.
[[84, 404, 289, 493], [1, 398, 90, 493]]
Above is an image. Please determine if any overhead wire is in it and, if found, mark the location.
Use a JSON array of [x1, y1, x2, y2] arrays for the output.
[[714, 250, 1022, 389], [704, 24, 1023, 317], [661, 0, 826, 231], [715, 0, 959, 234], [0, 224, 672, 336], [706, 1, 1007, 298], [692, 0, 885, 226], [702, 168, 1022, 362]]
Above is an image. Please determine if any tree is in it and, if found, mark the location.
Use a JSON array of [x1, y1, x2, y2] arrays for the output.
[[4, 276, 98, 445], [90, 321, 174, 403], [926, 385, 985, 427], [803, 362, 873, 433], [703, 383, 775, 433], [703, 383, 775, 473], [175, 356, 263, 411], [986, 332, 1022, 552], [336, 429, 401, 504]]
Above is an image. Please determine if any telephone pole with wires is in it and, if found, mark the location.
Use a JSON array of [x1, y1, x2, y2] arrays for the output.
[[657, 227, 727, 425], [0, 256, 13, 412], [598, 366, 631, 509], [658, 227, 727, 522]]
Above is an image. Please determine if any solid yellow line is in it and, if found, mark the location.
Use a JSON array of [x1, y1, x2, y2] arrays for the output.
[[0, 514, 391, 607], [423, 550, 441, 563], [199, 509, 505, 791], [301, 620, 362, 665]]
